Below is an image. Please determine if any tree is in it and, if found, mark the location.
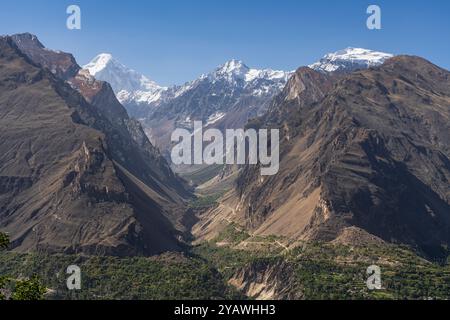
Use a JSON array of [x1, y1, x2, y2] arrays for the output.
[[11, 275, 47, 301], [0, 232, 46, 300], [0, 274, 7, 300], [0, 232, 10, 300], [0, 232, 9, 249]]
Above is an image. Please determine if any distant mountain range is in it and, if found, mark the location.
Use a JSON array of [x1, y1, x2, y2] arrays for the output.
[[85, 48, 393, 156], [84, 55, 291, 115]]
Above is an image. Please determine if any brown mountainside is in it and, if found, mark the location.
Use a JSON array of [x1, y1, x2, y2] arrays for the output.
[[0, 35, 190, 256], [196, 56, 450, 258]]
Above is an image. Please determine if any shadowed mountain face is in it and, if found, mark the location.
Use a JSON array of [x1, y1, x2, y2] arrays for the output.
[[0, 34, 191, 256], [204, 56, 450, 257], [11, 34, 189, 197]]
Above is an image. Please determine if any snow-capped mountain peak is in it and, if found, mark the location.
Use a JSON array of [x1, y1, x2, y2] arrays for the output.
[[210, 59, 291, 85], [84, 48, 393, 120], [217, 59, 249, 75], [309, 47, 394, 73], [83, 54, 165, 97], [84, 53, 114, 75]]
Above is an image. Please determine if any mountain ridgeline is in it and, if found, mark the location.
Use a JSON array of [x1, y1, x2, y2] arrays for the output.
[[228, 56, 450, 258], [0, 34, 191, 256], [190, 53, 450, 260]]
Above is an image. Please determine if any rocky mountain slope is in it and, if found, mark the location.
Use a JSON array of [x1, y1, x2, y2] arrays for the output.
[[0, 34, 191, 256], [195, 55, 450, 258], [187, 49, 394, 191]]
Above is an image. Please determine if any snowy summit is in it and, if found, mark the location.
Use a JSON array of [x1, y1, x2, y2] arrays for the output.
[[83, 53, 167, 104], [309, 48, 394, 73], [210, 59, 291, 85], [83, 48, 393, 115]]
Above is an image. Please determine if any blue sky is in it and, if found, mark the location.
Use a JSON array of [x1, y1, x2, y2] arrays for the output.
[[1, 0, 449, 85]]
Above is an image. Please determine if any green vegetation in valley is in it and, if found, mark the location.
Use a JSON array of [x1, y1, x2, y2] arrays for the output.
[[287, 243, 450, 299], [192, 227, 450, 300], [1, 227, 450, 300], [9, 275, 47, 300], [214, 223, 251, 245], [0, 232, 46, 300], [0, 251, 244, 300], [0, 232, 9, 249], [188, 194, 222, 210]]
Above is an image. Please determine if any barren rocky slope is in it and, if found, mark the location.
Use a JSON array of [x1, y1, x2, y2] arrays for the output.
[[195, 56, 450, 258], [0, 34, 191, 256]]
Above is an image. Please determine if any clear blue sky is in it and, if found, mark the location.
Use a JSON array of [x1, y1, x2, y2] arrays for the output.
[[1, 0, 449, 85]]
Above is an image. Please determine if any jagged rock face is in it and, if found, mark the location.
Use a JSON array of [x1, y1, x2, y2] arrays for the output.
[[146, 60, 291, 155], [11, 33, 80, 80], [228, 260, 300, 300], [0, 35, 190, 256], [262, 67, 336, 129], [236, 56, 450, 257]]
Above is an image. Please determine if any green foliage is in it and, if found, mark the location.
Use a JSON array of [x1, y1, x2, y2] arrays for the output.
[[0, 232, 46, 300], [0, 276, 7, 300], [194, 238, 450, 300], [193, 242, 280, 280], [0, 252, 244, 300], [11, 275, 46, 300], [1, 226, 449, 300], [214, 223, 251, 245], [0, 232, 9, 250], [188, 194, 222, 209], [0, 232, 10, 300]]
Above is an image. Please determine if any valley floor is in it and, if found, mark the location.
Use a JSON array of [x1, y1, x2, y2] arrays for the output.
[[1, 179, 449, 300], [1, 223, 449, 300]]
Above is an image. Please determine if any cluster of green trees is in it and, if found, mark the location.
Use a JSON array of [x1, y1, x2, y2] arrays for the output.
[[0, 232, 46, 300], [193, 235, 450, 300], [0, 249, 245, 300], [1, 227, 449, 300], [283, 244, 450, 299], [0, 232, 8, 249]]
